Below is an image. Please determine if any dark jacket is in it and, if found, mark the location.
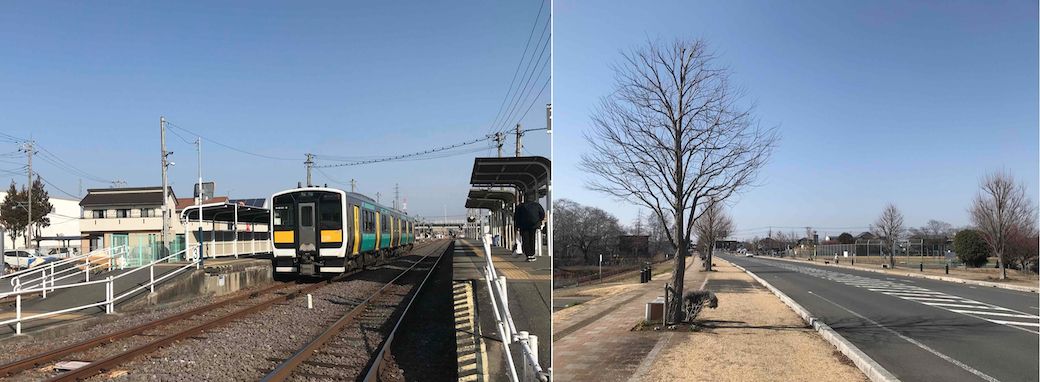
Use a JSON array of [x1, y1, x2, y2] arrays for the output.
[[514, 202, 545, 231]]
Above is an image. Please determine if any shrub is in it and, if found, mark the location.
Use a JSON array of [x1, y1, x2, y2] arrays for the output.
[[954, 229, 989, 268]]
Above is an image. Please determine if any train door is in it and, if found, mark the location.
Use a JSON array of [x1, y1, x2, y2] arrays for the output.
[[298, 203, 317, 253], [375, 212, 381, 249], [352, 205, 360, 255]]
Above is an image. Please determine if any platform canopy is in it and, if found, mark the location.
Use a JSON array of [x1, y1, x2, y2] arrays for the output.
[[180, 201, 270, 224], [469, 156, 550, 200]]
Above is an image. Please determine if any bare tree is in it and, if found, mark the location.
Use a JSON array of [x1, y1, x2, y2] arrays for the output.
[[581, 39, 778, 323], [871, 203, 905, 268], [694, 198, 733, 271], [970, 171, 1037, 279]]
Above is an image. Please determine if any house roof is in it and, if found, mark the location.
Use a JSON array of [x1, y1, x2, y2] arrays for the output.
[[80, 187, 175, 207], [176, 196, 228, 211]]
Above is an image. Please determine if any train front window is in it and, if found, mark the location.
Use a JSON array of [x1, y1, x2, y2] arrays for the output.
[[273, 206, 293, 228], [319, 194, 342, 230]]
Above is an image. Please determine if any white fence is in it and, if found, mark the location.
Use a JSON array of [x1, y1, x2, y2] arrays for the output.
[[482, 232, 549, 382], [0, 244, 202, 335]]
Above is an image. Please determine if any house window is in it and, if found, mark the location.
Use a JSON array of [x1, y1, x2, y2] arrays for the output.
[[92, 210, 106, 219], [116, 209, 130, 218], [141, 208, 154, 217]]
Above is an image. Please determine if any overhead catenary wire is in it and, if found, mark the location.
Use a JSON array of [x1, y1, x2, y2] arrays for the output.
[[313, 135, 494, 168], [486, 0, 549, 136], [493, 30, 551, 134], [165, 121, 300, 161]]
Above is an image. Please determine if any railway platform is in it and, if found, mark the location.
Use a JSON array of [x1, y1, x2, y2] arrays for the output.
[[0, 256, 271, 337], [453, 239, 551, 381]]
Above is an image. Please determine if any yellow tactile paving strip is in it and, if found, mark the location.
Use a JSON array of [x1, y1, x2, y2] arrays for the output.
[[454, 281, 487, 382], [457, 241, 551, 281]]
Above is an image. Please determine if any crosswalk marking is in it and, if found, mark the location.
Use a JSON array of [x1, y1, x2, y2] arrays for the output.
[[753, 258, 1040, 334], [948, 309, 1040, 319]]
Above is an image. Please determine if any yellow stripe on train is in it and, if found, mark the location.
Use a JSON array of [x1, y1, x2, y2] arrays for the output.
[[321, 229, 343, 243], [273, 230, 294, 244]]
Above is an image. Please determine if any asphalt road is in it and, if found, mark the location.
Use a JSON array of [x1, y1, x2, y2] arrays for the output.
[[722, 253, 1039, 382]]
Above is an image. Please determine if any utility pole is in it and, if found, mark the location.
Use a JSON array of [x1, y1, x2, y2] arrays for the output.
[[304, 153, 314, 187], [376, 192, 381, 203], [515, 123, 523, 157], [494, 132, 504, 158], [161, 116, 171, 254], [394, 183, 399, 210], [350, 179, 356, 193], [20, 139, 34, 249]]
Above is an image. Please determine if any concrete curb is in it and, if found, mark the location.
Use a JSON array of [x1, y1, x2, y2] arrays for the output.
[[763, 256, 1038, 294], [727, 260, 901, 382]]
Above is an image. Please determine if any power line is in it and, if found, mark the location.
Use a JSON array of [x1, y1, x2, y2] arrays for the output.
[[35, 174, 79, 199], [492, 18, 551, 134], [511, 78, 551, 127], [166, 121, 300, 161], [35, 145, 114, 184], [313, 135, 494, 168], [487, 0, 548, 136]]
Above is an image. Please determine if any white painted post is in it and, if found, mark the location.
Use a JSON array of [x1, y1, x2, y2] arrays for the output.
[[149, 263, 155, 293], [497, 275, 508, 310], [234, 204, 239, 258], [518, 331, 530, 379], [535, 228, 542, 257], [307, 293, 313, 309], [106, 276, 113, 314], [15, 294, 21, 335], [529, 333, 539, 379]]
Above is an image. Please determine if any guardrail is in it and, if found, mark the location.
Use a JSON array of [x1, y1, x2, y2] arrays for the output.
[[482, 233, 549, 382], [0, 244, 201, 335], [4, 246, 130, 296]]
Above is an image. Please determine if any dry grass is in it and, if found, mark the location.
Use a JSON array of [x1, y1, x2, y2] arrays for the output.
[[637, 258, 868, 382]]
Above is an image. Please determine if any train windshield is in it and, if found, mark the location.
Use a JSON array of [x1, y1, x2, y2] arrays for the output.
[[273, 194, 295, 229], [319, 193, 342, 230]]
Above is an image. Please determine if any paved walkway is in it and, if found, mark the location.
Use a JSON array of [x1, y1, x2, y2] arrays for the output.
[[453, 239, 551, 381], [552, 257, 706, 382]]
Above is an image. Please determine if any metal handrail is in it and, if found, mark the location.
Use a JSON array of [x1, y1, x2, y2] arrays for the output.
[[4, 246, 125, 284], [0, 245, 200, 335], [482, 233, 549, 382]]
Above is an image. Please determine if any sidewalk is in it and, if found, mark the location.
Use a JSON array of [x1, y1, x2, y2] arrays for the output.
[[636, 257, 867, 382], [453, 239, 551, 380], [552, 257, 705, 382]]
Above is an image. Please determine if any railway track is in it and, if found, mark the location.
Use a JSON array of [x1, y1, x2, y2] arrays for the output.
[[0, 241, 444, 381], [262, 240, 452, 382]]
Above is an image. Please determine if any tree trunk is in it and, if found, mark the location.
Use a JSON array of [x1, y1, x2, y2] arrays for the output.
[[999, 252, 1007, 279], [667, 239, 688, 324]]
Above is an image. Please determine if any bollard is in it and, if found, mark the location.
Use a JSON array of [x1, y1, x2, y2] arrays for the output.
[[307, 294, 313, 309], [945, 264, 949, 274], [919, 263, 923, 272], [647, 264, 652, 281], [150, 263, 156, 293]]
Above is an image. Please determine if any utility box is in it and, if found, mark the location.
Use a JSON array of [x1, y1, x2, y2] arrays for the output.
[[645, 296, 665, 321]]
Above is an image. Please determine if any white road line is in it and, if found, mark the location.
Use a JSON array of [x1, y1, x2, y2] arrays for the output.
[[948, 309, 1040, 320], [986, 319, 1040, 328], [810, 292, 1002, 382], [868, 288, 945, 295], [896, 296, 970, 303], [921, 302, 1012, 310]]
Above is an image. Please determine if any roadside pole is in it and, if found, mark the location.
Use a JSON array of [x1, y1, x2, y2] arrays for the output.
[[1, 227, 5, 276]]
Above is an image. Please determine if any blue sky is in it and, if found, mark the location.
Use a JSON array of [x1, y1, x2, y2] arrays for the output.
[[0, 1, 550, 221], [556, 0, 1038, 239]]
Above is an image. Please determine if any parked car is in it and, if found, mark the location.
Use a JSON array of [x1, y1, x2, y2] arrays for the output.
[[47, 247, 79, 258], [3, 250, 57, 270]]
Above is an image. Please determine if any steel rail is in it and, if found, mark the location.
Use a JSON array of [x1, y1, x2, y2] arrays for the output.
[[41, 241, 435, 381], [362, 240, 451, 382], [0, 282, 294, 377], [261, 240, 450, 382], [44, 279, 333, 382]]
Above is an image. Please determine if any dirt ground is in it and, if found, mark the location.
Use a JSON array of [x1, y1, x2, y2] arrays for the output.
[[637, 258, 868, 382], [789, 256, 1038, 289]]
